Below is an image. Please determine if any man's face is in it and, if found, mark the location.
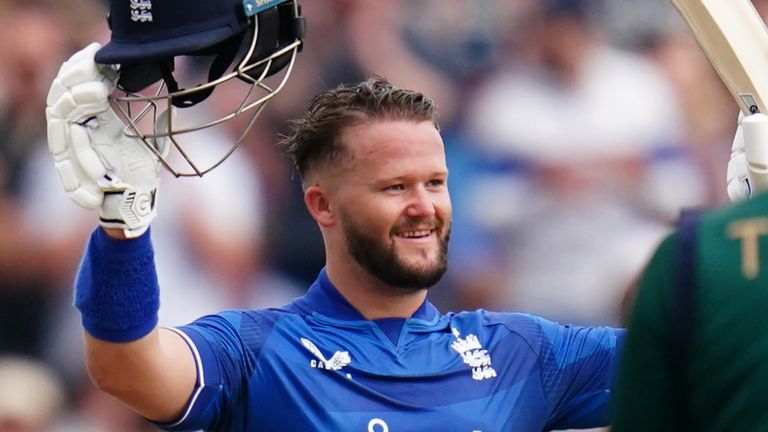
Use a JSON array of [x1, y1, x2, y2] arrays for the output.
[[332, 120, 452, 290]]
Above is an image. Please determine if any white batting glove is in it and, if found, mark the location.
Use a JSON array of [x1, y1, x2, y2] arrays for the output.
[[742, 112, 768, 198], [727, 112, 768, 202], [727, 112, 751, 202], [45, 43, 169, 238]]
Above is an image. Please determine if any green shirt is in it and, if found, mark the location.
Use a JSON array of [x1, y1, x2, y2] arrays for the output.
[[613, 192, 768, 431]]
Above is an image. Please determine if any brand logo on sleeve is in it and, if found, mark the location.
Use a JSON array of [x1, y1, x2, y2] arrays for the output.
[[300, 337, 352, 372], [451, 328, 497, 381]]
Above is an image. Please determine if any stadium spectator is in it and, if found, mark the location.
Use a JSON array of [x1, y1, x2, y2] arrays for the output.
[[459, 0, 707, 326], [0, 356, 64, 432]]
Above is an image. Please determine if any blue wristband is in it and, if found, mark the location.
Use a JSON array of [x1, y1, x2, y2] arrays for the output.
[[74, 227, 159, 342]]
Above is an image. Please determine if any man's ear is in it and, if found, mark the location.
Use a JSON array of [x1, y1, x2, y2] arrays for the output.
[[304, 184, 335, 227]]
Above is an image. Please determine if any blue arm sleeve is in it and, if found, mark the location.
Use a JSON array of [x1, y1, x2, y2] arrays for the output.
[[532, 315, 625, 430], [155, 310, 280, 431], [152, 311, 248, 431]]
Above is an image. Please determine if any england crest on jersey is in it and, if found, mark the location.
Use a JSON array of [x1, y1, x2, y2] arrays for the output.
[[451, 328, 497, 381]]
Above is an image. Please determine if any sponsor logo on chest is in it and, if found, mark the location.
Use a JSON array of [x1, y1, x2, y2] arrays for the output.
[[300, 337, 352, 373]]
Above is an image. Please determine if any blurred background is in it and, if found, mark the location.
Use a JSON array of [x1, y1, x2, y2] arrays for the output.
[[0, 0, 751, 430]]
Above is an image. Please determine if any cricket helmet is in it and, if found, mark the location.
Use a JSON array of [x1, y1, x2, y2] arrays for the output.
[[95, 0, 305, 176]]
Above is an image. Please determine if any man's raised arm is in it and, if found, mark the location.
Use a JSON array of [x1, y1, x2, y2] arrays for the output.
[[45, 43, 197, 422]]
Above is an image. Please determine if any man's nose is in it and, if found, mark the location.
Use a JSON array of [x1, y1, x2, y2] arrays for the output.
[[405, 186, 436, 217]]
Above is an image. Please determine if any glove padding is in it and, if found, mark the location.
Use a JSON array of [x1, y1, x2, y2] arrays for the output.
[[727, 112, 768, 202], [45, 43, 169, 238], [727, 112, 751, 202]]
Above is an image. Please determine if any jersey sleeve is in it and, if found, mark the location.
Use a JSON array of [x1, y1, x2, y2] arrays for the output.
[[611, 233, 687, 432], [153, 310, 275, 431], [529, 315, 625, 430]]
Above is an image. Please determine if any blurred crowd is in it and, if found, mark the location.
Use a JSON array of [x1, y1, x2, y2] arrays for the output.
[[0, 0, 748, 430]]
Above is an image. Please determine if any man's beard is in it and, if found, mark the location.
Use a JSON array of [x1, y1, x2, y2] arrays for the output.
[[341, 212, 450, 291]]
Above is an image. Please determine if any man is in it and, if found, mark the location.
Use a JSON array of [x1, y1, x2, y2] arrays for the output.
[[612, 113, 768, 431], [46, 2, 622, 431]]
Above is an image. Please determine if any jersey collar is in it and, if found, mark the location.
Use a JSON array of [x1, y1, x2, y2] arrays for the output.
[[291, 267, 439, 322]]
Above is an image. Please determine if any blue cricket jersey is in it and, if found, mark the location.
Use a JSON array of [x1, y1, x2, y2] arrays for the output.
[[158, 268, 623, 432], [76, 230, 623, 432]]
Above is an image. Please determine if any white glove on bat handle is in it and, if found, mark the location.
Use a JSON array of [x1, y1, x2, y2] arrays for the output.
[[727, 112, 751, 202], [742, 113, 768, 197], [45, 43, 169, 238]]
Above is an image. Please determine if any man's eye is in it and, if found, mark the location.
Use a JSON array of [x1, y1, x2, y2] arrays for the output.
[[427, 179, 445, 188], [386, 184, 405, 191]]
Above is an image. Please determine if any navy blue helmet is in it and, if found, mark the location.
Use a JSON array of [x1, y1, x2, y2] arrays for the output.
[[96, 0, 305, 176]]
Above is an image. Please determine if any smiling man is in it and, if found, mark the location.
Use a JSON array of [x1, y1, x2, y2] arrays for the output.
[[294, 93, 453, 318], [51, 69, 624, 430]]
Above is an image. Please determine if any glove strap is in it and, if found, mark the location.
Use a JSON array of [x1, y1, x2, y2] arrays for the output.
[[99, 179, 160, 238]]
